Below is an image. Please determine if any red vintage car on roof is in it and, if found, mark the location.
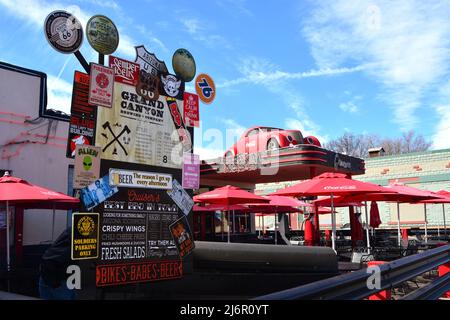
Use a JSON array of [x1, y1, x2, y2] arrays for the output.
[[224, 126, 304, 157]]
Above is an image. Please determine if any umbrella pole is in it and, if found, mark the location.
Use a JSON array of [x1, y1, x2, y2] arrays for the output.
[[52, 204, 56, 241], [331, 194, 336, 253], [232, 210, 235, 234], [397, 202, 401, 247], [275, 207, 278, 245], [443, 204, 447, 237], [364, 201, 371, 254], [227, 211, 230, 243], [6, 200, 10, 273], [424, 204, 428, 244]]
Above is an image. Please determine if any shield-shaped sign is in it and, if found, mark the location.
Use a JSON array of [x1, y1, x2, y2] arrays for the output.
[[135, 45, 168, 77]]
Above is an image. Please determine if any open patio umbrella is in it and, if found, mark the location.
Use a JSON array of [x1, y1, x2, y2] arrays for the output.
[[327, 183, 440, 246], [270, 172, 388, 251], [193, 185, 269, 243], [0, 172, 79, 272], [413, 191, 450, 238], [436, 190, 450, 236]]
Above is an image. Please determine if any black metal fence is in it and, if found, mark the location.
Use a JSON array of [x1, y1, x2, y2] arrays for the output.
[[253, 244, 450, 300]]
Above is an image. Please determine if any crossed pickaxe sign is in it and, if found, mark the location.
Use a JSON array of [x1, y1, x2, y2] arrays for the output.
[[102, 121, 131, 156]]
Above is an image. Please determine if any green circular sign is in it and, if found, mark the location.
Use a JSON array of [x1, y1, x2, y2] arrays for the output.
[[86, 15, 119, 55], [172, 48, 196, 82]]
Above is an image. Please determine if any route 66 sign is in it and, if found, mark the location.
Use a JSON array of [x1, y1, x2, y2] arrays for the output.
[[44, 10, 83, 54], [195, 73, 216, 104], [135, 45, 168, 77]]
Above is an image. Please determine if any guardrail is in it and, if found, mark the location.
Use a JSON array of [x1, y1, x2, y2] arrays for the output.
[[253, 244, 450, 300]]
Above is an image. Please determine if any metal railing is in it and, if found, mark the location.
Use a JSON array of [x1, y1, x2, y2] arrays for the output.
[[253, 244, 450, 300]]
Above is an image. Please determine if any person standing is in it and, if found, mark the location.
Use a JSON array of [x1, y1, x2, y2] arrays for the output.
[[38, 228, 76, 300]]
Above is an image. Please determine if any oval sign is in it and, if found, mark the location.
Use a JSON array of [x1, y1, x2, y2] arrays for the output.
[[86, 15, 119, 55], [172, 48, 196, 82], [195, 73, 216, 104], [44, 10, 83, 54]]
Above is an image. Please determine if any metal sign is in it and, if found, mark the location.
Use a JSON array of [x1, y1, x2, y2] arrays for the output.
[[71, 213, 99, 260], [86, 15, 119, 55], [109, 168, 172, 190], [88, 63, 114, 108], [96, 260, 182, 287], [182, 153, 200, 189], [183, 92, 199, 127], [172, 48, 196, 82], [195, 73, 216, 104], [44, 10, 83, 54], [109, 55, 140, 86], [135, 45, 168, 77], [73, 145, 101, 189], [66, 71, 97, 158], [169, 215, 195, 259], [96, 84, 188, 169]]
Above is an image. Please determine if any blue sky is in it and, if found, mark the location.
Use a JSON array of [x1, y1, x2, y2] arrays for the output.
[[1, 0, 450, 159]]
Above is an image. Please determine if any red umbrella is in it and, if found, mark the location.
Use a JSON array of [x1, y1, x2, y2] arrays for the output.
[[414, 191, 450, 238], [193, 185, 269, 205], [193, 185, 269, 243], [193, 204, 249, 212], [270, 172, 388, 251], [0, 173, 79, 271], [337, 183, 440, 246], [370, 201, 382, 229], [270, 172, 388, 197], [0, 175, 79, 207]]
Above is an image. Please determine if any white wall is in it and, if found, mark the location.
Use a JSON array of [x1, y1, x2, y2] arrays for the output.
[[0, 64, 73, 245]]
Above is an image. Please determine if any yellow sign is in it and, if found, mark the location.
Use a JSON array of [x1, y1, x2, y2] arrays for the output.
[[71, 213, 99, 260]]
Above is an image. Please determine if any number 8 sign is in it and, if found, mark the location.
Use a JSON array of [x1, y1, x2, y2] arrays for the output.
[[195, 73, 216, 104]]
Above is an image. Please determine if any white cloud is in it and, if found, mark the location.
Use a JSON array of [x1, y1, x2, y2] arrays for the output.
[[431, 105, 450, 149], [0, 0, 141, 59], [216, 0, 253, 17], [194, 146, 224, 160], [178, 16, 232, 49], [218, 59, 366, 88], [225, 57, 330, 145], [46, 75, 72, 114], [116, 33, 137, 58], [180, 18, 203, 35], [284, 118, 328, 145], [339, 101, 358, 113], [135, 25, 168, 53], [339, 95, 361, 113], [302, 0, 450, 130]]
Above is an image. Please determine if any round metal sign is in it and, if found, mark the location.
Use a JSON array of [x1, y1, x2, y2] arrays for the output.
[[86, 15, 119, 55], [44, 10, 83, 54], [172, 48, 196, 82], [195, 73, 216, 104]]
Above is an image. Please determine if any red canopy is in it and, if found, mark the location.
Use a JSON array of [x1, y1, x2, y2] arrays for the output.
[[269, 172, 388, 197], [193, 204, 249, 212], [416, 191, 450, 204], [0, 175, 79, 209], [321, 183, 440, 204], [193, 185, 269, 206], [262, 196, 313, 207]]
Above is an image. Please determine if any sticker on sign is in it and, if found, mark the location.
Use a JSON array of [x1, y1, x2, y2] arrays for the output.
[[109, 168, 172, 190], [167, 179, 194, 216]]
